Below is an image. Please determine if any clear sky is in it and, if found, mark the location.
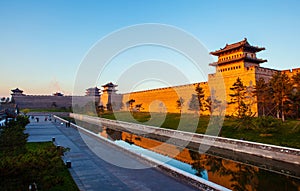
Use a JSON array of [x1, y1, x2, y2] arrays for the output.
[[0, 0, 299, 97]]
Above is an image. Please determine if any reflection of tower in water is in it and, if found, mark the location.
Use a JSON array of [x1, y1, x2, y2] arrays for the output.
[[99, 126, 122, 141]]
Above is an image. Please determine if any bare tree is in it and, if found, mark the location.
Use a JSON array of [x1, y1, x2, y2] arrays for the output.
[[176, 97, 184, 112]]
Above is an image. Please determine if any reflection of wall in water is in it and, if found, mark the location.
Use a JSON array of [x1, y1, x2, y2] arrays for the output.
[[99, 127, 122, 141], [121, 131, 254, 190], [120, 131, 300, 191]]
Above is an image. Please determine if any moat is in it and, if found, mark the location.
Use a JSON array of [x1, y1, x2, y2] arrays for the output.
[[73, 119, 300, 191]]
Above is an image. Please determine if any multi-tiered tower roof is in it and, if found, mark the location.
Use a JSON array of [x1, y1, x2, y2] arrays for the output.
[[209, 38, 267, 69], [85, 87, 101, 97]]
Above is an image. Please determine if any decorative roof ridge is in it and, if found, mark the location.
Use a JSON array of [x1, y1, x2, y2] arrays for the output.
[[102, 82, 118, 87], [210, 38, 265, 55]]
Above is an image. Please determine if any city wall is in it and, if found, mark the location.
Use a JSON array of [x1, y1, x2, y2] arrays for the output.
[[12, 66, 300, 116], [120, 82, 210, 114], [12, 95, 73, 109], [118, 66, 299, 116], [13, 95, 95, 110]]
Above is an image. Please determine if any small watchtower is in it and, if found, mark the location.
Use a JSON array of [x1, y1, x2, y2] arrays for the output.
[[85, 87, 101, 97], [85, 87, 101, 104], [101, 82, 118, 111], [11, 88, 25, 96]]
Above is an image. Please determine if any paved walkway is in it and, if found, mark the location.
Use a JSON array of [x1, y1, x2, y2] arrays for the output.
[[25, 115, 199, 191]]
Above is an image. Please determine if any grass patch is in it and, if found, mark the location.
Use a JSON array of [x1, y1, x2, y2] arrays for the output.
[[21, 107, 72, 113], [0, 142, 79, 191], [95, 111, 300, 149]]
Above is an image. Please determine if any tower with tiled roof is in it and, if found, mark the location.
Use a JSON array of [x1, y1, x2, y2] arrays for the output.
[[11, 88, 25, 96], [208, 38, 277, 116], [209, 38, 267, 71], [101, 82, 120, 111]]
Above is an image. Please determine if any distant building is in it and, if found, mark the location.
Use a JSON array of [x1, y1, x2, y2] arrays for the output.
[[53, 92, 64, 96], [85, 87, 100, 97], [86, 87, 100, 96], [85, 87, 101, 106], [100, 82, 123, 111], [208, 38, 276, 115], [11, 88, 73, 110], [11, 88, 25, 96]]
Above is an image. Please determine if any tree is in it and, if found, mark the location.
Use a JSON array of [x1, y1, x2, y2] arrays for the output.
[[126, 99, 135, 111], [195, 84, 205, 113], [189, 84, 205, 115], [229, 77, 250, 118], [189, 94, 199, 113], [268, 72, 292, 121], [290, 73, 300, 118], [0, 97, 5, 102], [134, 104, 143, 112], [254, 78, 270, 116], [204, 93, 222, 116], [0, 116, 29, 156], [176, 97, 184, 112], [229, 78, 255, 129]]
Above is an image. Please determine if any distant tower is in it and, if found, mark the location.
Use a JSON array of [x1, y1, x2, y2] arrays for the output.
[[53, 92, 64, 96], [101, 82, 118, 111], [11, 88, 25, 96], [85, 87, 101, 103], [208, 38, 271, 116]]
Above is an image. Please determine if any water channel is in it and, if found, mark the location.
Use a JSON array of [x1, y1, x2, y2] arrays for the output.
[[74, 119, 300, 191]]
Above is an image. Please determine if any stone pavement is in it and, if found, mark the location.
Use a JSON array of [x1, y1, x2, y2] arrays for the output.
[[25, 115, 199, 191]]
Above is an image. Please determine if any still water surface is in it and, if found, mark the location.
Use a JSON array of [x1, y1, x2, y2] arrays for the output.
[[76, 120, 300, 191]]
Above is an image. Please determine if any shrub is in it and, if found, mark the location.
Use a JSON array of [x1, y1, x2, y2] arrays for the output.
[[253, 116, 280, 133]]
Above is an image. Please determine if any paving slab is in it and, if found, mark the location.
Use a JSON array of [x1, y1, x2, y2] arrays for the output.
[[25, 115, 199, 191]]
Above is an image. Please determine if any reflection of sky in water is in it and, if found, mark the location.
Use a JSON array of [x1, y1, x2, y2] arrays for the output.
[[115, 140, 208, 180], [75, 120, 300, 190]]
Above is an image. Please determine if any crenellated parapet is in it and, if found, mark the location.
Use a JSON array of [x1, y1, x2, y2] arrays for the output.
[[10, 39, 299, 116], [282, 67, 300, 78]]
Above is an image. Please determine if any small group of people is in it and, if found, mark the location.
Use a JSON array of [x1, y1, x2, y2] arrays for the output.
[[28, 115, 53, 123], [44, 116, 52, 121], [65, 121, 71, 127]]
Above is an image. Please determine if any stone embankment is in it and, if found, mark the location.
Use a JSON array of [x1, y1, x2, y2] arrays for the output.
[[70, 113, 300, 165], [56, 115, 231, 191]]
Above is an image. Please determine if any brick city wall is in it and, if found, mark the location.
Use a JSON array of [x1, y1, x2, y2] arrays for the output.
[[120, 82, 209, 114], [12, 95, 73, 109]]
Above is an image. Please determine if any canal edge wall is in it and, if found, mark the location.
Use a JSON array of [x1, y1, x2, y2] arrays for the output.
[[70, 113, 300, 165], [54, 115, 231, 191]]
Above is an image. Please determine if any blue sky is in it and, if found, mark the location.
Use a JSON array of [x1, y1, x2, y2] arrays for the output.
[[0, 0, 299, 96]]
